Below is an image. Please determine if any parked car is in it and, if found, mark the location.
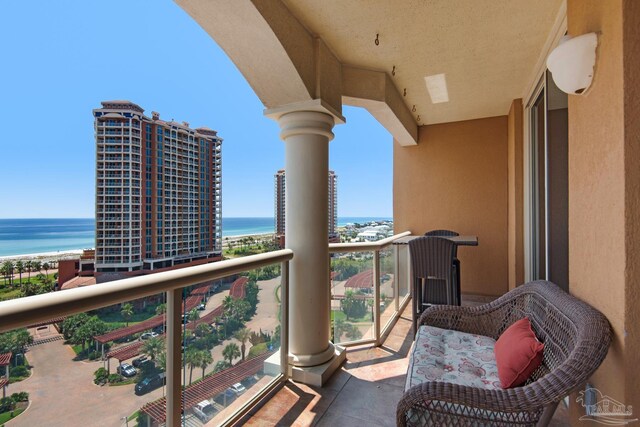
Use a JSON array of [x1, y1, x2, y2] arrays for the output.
[[117, 363, 137, 378], [140, 332, 159, 341], [198, 302, 206, 310], [230, 382, 246, 396], [214, 389, 236, 406], [192, 400, 217, 422], [132, 355, 148, 368], [241, 374, 259, 388], [134, 373, 166, 395]]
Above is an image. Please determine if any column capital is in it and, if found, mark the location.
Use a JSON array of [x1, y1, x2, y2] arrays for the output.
[[264, 98, 346, 124]]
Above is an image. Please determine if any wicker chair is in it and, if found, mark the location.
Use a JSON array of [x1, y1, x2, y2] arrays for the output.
[[424, 230, 461, 305], [397, 281, 611, 426], [409, 236, 456, 336]]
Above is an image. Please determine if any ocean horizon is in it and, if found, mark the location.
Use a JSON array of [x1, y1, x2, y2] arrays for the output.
[[0, 217, 392, 257]]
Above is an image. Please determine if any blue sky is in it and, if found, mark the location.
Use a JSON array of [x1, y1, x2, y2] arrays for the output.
[[0, 1, 392, 218]]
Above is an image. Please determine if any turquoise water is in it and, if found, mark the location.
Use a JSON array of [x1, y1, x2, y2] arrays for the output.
[[0, 217, 391, 257]]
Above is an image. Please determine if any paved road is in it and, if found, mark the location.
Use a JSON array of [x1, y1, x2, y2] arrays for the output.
[[6, 278, 282, 426], [7, 328, 164, 427]]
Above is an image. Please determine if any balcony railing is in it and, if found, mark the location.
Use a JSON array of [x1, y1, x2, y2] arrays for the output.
[[0, 250, 292, 427], [0, 233, 410, 425], [329, 231, 411, 347]]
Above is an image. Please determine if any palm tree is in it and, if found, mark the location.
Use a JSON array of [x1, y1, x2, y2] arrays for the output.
[[42, 262, 50, 276], [188, 308, 199, 326], [25, 260, 32, 281], [185, 347, 201, 385], [157, 351, 167, 371], [233, 328, 252, 361], [1, 261, 14, 286], [196, 323, 211, 338], [15, 261, 24, 285], [120, 303, 134, 326], [155, 303, 166, 316], [222, 295, 234, 314], [222, 343, 240, 366], [142, 337, 165, 361], [31, 261, 42, 277], [199, 350, 213, 379]]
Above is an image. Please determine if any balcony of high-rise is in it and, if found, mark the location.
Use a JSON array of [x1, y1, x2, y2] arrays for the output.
[[1, 1, 639, 426]]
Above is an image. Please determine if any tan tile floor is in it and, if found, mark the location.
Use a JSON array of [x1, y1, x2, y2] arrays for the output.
[[244, 296, 570, 426]]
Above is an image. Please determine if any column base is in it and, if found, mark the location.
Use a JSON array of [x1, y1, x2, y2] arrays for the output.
[[290, 342, 337, 367], [263, 346, 346, 387]]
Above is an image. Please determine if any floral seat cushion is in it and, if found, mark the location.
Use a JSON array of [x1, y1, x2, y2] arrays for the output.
[[405, 325, 502, 391]]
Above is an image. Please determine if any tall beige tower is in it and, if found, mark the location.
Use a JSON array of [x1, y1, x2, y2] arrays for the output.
[[93, 101, 222, 273]]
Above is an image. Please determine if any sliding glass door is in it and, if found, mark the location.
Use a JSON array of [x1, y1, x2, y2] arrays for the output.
[[527, 71, 568, 291]]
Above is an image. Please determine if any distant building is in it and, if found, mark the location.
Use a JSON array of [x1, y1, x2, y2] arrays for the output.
[[275, 169, 338, 247], [92, 101, 223, 275]]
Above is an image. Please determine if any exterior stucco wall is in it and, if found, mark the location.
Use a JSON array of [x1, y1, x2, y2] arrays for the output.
[[622, 0, 640, 414], [567, 0, 639, 420], [507, 99, 524, 290], [394, 116, 509, 297]]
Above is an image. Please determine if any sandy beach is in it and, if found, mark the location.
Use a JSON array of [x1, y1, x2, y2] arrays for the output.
[[222, 232, 276, 250], [0, 231, 277, 262], [0, 249, 86, 262]]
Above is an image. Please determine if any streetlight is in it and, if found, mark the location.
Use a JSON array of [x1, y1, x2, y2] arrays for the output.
[[121, 416, 129, 427]]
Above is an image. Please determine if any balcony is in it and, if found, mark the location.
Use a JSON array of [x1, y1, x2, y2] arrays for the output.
[[0, 234, 429, 426], [0, 236, 572, 426]]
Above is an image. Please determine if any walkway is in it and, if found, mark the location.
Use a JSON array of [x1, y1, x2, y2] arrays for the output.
[[8, 328, 164, 427]]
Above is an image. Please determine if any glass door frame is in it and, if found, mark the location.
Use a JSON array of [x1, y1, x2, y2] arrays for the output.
[[524, 77, 549, 281]]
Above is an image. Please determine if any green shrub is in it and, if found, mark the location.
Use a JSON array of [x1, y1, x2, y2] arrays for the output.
[[10, 392, 28, 403], [94, 368, 108, 385], [0, 397, 14, 412], [107, 373, 122, 384], [248, 342, 267, 358], [9, 366, 28, 378], [88, 351, 100, 360]]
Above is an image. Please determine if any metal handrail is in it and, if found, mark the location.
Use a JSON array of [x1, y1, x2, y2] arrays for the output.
[[0, 249, 294, 333], [328, 231, 411, 253]]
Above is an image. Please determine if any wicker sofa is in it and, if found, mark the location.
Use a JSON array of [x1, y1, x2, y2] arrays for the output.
[[397, 281, 611, 426]]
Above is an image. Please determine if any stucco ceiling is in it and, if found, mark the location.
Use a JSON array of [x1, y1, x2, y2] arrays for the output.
[[283, 0, 563, 125]]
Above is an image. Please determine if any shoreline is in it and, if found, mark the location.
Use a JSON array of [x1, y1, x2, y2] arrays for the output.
[[0, 249, 86, 262], [0, 231, 278, 260]]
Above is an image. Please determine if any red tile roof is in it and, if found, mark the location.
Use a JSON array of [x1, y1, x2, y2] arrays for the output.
[[140, 352, 273, 423], [95, 285, 209, 344], [229, 277, 248, 299], [105, 278, 249, 360], [0, 353, 12, 366], [344, 269, 374, 289]]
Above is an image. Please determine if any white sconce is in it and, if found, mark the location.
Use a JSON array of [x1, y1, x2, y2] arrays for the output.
[[546, 33, 598, 95]]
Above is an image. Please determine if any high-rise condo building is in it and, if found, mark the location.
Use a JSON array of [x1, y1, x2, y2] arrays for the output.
[[275, 169, 338, 247], [93, 101, 222, 273]]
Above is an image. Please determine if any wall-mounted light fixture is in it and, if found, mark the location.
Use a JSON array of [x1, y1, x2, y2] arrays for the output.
[[546, 33, 598, 95]]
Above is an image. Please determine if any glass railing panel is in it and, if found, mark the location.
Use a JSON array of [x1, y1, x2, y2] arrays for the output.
[[330, 252, 375, 345], [0, 294, 168, 426], [136, 264, 284, 426], [379, 247, 397, 332]]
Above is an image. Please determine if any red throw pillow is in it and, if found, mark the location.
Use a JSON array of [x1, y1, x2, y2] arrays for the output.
[[494, 318, 544, 388]]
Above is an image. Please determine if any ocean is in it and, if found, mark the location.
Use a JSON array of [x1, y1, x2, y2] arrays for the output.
[[0, 217, 391, 257]]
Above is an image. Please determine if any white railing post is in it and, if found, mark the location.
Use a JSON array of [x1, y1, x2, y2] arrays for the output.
[[166, 288, 182, 427], [373, 250, 381, 345], [280, 260, 289, 378]]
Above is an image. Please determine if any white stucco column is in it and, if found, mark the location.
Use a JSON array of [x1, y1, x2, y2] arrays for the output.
[[266, 100, 345, 372]]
